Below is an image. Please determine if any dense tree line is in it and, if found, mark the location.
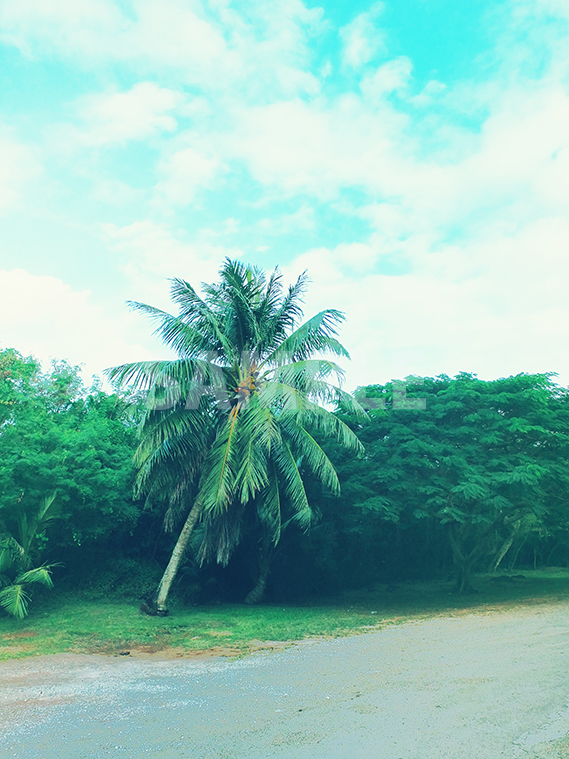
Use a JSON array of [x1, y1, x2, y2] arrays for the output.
[[2, 264, 569, 617], [333, 374, 569, 593]]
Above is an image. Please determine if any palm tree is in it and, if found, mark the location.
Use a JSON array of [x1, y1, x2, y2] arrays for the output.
[[107, 259, 363, 615], [0, 492, 58, 618]]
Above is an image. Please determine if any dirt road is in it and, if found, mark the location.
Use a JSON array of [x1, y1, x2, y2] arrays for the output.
[[1, 602, 569, 758]]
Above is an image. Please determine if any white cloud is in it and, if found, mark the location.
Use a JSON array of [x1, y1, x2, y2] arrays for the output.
[[257, 31, 569, 388], [0, 269, 154, 382], [100, 220, 232, 305], [0, 0, 228, 76], [257, 204, 316, 235], [0, 0, 121, 58], [0, 0, 322, 98], [361, 57, 413, 101], [119, 0, 231, 78], [0, 132, 40, 212], [229, 96, 408, 197], [73, 82, 184, 146], [223, 0, 323, 96], [225, 54, 569, 255], [339, 2, 387, 70], [287, 206, 569, 390], [2, 0, 569, 394], [154, 147, 221, 206]]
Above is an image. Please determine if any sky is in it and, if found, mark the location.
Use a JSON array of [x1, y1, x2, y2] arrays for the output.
[[1, 0, 569, 392]]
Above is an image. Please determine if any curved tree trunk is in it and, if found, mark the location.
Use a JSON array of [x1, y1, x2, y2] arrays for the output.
[[142, 500, 203, 616], [489, 521, 521, 573], [508, 535, 529, 571], [244, 565, 270, 605]]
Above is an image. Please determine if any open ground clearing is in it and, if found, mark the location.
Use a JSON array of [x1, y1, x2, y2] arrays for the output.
[[1, 577, 569, 758]]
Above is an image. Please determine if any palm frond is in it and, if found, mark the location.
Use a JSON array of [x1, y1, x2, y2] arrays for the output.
[[267, 310, 349, 363], [163, 475, 196, 532], [272, 438, 313, 529], [15, 511, 29, 559], [105, 360, 191, 391], [259, 378, 346, 415], [0, 584, 30, 619], [135, 407, 213, 462], [212, 259, 265, 350], [200, 408, 242, 513], [254, 268, 284, 330], [198, 500, 245, 567], [270, 271, 309, 335], [37, 492, 58, 523], [301, 401, 365, 455], [21, 492, 59, 556], [268, 360, 346, 402], [105, 358, 230, 408], [280, 420, 341, 496], [169, 277, 235, 359], [18, 565, 55, 588], [134, 422, 210, 498], [257, 465, 282, 543], [257, 381, 310, 415], [126, 302, 220, 357], [0, 535, 24, 569], [0, 548, 12, 574], [334, 389, 368, 419], [234, 396, 281, 503]]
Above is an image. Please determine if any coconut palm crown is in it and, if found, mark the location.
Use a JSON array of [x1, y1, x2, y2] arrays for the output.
[[106, 259, 363, 613]]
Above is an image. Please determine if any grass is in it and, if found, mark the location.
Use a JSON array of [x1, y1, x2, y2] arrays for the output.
[[1, 569, 569, 662]]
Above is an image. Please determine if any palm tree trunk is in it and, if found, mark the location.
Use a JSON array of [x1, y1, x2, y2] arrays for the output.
[[244, 535, 272, 605], [144, 500, 203, 616]]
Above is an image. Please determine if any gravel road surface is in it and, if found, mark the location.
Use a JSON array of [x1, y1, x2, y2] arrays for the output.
[[1, 602, 569, 758]]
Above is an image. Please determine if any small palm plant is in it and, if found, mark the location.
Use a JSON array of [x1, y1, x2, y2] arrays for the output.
[[0, 492, 58, 619], [108, 259, 363, 614]]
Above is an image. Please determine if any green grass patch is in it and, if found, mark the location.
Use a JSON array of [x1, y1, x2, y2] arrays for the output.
[[1, 569, 569, 661]]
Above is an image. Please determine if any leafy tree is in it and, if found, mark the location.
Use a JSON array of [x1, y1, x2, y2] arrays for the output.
[[342, 374, 569, 592], [0, 349, 40, 427], [0, 351, 140, 614], [0, 365, 140, 547], [108, 259, 363, 614]]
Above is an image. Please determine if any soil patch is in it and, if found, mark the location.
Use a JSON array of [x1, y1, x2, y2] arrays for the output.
[[1, 632, 37, 640]]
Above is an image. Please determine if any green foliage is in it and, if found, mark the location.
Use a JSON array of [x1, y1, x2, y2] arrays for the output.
[[0, 352, 141, 550], [66, 556, 164, 600], [0, 584, 32, 620], [337, 373, 569, 591], [0, 349, 143, 615], [0, 557, 55, 620], [4, 342, 569, 611], [0, 489, 59, 618], [0, 349, 40, 427]]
